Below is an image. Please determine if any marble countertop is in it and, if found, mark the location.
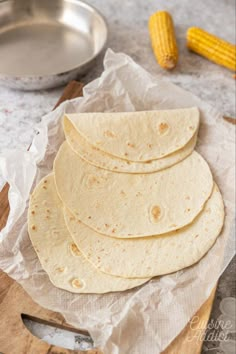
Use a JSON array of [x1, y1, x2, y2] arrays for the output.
[[0, 0, 235, 353]]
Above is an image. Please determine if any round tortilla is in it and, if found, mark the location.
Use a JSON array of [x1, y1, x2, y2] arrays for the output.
[[28, 174, 149, 293], [64, 107, 199, 162], [54, 142, 213, 238], [64, 117, 197, 174], [64, 184, 224, 278]]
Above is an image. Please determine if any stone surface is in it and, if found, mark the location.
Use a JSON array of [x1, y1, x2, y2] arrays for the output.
[[0, 0, 235, 352]]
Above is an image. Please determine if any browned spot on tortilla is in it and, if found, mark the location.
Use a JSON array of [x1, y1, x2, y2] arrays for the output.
[[55, 267, 65, 273], [35, 205, 38, 208], [158, 122, 169, 135], [46, 209, 50, 213], [148, 144, 152, 148], [185, 196, 190, 200], [46, 216, 50, 219], [88, 216, 92, 219], [112, 228, 116, 233], [127, 142, 135, 148], [70, 243, 81, 256], [71, 278, 83, 289], [43, 186, 47, 190], [104, 130, 115, 138], [70, 216, 75, 221], [120, 190, 126, 196], [145, 160, 152, 164], [189, 126, 194, 130], [86, 175, 100, 188], [124, 152, 128, 157], [92, 146, 99, 151], [31, 210, 35, 215], [31, 225, 36, 231], [185, 208, 191, 212], [151, 206, 161, 222], [43, 180, 47, 183], [195, 234, 199, 238], [104, 223, 109, 228]]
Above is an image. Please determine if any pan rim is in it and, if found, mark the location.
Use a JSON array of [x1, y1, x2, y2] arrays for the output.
[[0, 0, 108, 79]]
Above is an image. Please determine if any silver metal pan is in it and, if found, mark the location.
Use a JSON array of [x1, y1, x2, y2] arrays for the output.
[[0, 0, 108, 90]]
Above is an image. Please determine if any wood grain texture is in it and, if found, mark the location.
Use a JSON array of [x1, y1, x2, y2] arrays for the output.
[[0, 81, 215, 354], [0, 183, 10, 230], [54, 81, 84, 109], [0, 271, 101, 354], [223, 115, 236, 125]]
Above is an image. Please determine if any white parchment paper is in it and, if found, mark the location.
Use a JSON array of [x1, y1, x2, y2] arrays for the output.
[[0, 50, 235, 354]]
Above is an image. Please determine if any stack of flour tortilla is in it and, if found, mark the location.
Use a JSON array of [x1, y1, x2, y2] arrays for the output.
[[28, 107, 224, 294]]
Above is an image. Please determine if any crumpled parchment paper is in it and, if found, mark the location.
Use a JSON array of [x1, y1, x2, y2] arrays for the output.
[[0, 49, 235, 354]]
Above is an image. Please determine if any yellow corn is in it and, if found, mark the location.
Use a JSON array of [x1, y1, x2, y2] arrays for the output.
[[187, 27, 236, 71], [149, 11, 178, 70]]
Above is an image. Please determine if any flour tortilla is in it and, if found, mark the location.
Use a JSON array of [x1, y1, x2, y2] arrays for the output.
[[64, 107, 199, 162], [28, 174, 149, 293], [64, 117, 198, 173], [54, 142, 213, 238], [64, 184, 224, 278]]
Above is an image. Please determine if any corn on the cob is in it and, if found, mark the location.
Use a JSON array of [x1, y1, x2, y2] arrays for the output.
[[187, 27, 236, 71], [149, 11, 178, 70]]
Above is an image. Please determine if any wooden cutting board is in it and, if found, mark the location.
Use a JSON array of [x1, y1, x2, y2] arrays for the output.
[[0, 81, 216, 354]]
